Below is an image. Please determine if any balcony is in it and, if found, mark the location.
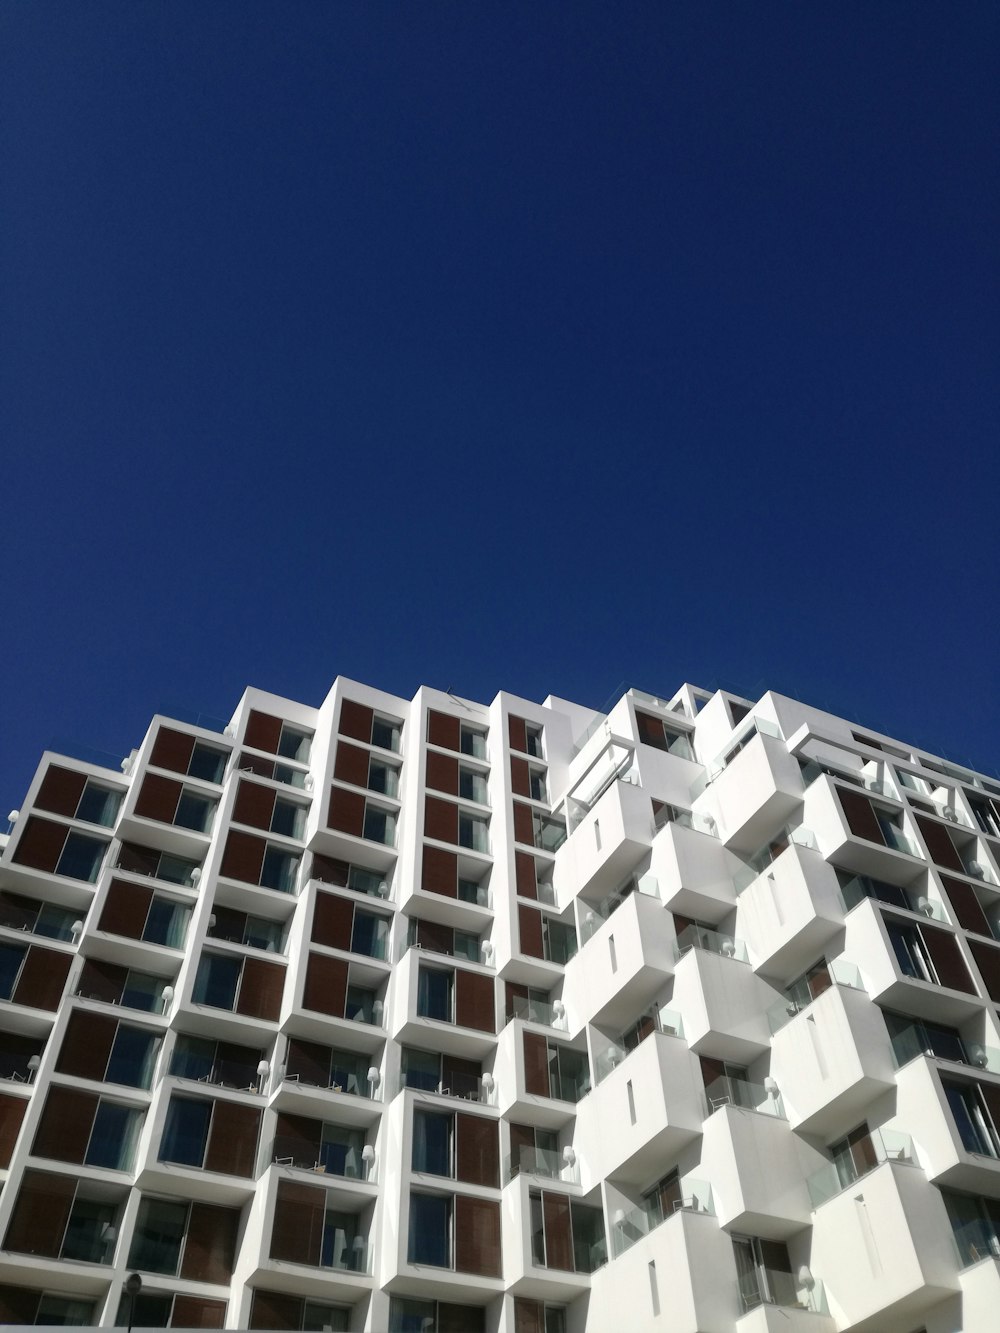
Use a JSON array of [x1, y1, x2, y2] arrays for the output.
[[804, 775, 925, 887], [696, 728, 804, 855], [593, 1007, 683, 1084], [505, 1144, 581, 1186], [736, 1268, 831, 1328], [611, 1178, 714, 1256], [651, 815, 743, 926], [702, 1101, 810, 1239], [553, 779, 654, 903], [806, 1127, 915, 1207], [735, 839, 844, 982], [671, 931, 773, 1065], [563, 887, 674, 1031], [894, 1055, 1000, 1197]]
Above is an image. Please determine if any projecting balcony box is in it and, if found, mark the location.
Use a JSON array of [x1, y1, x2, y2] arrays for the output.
[[894, 1054, 1000, 1199], [736, 841, 844, 983], [116, 767, 217, 861], [494, 1022, 590, 1131], [271, 1037, 384, 1130], [589, 1203, 740, 1333], [389, 947, 497, 1063], [804, 776, 925, 888], [671, 931, 773, 1065], [553, 779, 653, 904], [561, 888, 672, 1032], [843, 895, 984, 1026], [573, 1030, 702, 1186], [694, 731, 804, 857], [503, 1175, 607, 1300], [769, 970, 895, 1136], [650, 814, 739, 924], [700, 1099, 812, 1239], [809, 1151, 958, 1331]]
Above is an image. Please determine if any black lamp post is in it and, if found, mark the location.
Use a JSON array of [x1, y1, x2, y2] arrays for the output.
[[124, 1272, 142, 1333]]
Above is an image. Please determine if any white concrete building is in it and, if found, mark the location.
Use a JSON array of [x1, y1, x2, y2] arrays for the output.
[[1, 677, 999, 1332]]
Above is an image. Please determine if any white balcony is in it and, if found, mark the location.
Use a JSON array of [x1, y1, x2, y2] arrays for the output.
[[562, 888, 673, 1031], [650, 817, 739, 925], [895, 1055, 1000, 1199], [697, 732, 804, 856], [553, 779, 654, 904], [736, 841, 844, 983], [804, 775, 925, 888], [671, 941, 773, 1065], [701, 1101, 811, 1238]]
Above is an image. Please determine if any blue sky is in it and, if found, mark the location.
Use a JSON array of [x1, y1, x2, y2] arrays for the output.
[[2, 2, 998, 807]]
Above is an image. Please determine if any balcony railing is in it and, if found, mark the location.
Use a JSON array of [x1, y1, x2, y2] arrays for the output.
[[505, 995, 566, 1029], [767, 959, 865, 1034], [839, 874, 947, 921], [689, 718, 782, 798], [673, 924, 748, 964], [611, 1179, 714, 1257], [732, 826, 819, 894], [888, 1026, 1000, 1076], [593, 1009, 683, 1084], [704, 1074, 784, 1119], [580, 875, 659, 944], [952, 1217, 1000, 1269], [739, 1265, 828, 1316], [806, 1128, 913, 1208], [505, 1145, 580, 1185]]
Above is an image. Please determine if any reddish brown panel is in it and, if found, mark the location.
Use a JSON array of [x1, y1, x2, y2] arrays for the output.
[[237, 753, 275, 779], [0, 1285, 41, 1325], [518, 905, 544, 960], [699, 1055, 726, 1087], [424, 795, 458, 844], [13, 947, 72, 1011], [416, 918, 454, 954], [426, 750, 459, 796], [56, 1010, 117, 1080], [505, 981, 529, 1020], [509, 1122, 536, 1164], [508, 715, 528, 755], [302, 953, 348, 1017], [117, 841, 160, 877], [11, 817, 66, 873], [422, 845, 458, 897], [150, 727, 196, 774], [442, 1054, 481, 1093], [220, 830, 267, 885], [170, 1297, 226, 1329], [338, 699, 374, 743], [515, 851, 538, 899], [311, 854, 350, 887], [456, 969, 496, 1033], [205, 1101, 260, 1177], [636, 712, 667, 749], [32, 1086, 98, 1164], [334, 742, 372, 788], [237, 958, 285, 1022], [438, 1307, 485, 1333], [99, 879, 153, 940], [244, 710, 283, 754], [285, 1038, 332, 1086], [427, 710, 461, 751], [969, 939, 1000, 1002], [456, 1112, 499, 1188], [328, 787, 366, 837], [510, 757, 531, 798], [837, 788, 885, 844], [541, 1191, 573, 1270], [232, 780, 276, 831], [311, 892, 355, 949], [980, 1082, 1000, 1137], [513, 1299, 544, 1333], [273, 1112, 322, 1163], [35, 766, 87, 817], [249, 1292, 302, 1331], [78, 958, 127, 1004], [922, 925, 975, 993], [0, 1094, 28, 1168], [512, 802, 535, 847], [455, 1195, 501, 1277], [942, 876, 992, 935], [134, 773, 182, 824], [523, 1031, 550, 1097], [3, 1170, 76, 1257], [270, 1180, 325, 1264], [181, 1202, 241, 1283], [916, 816, 966, 874]]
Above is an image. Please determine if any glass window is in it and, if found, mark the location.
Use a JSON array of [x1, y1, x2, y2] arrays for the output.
[[277, 725, 312, 763], [155, 852, 200, 886], [532, 812, 566, 854], [345, 985, 378, 1024], [319, 1125, 365, 1177], [529, 769, 547, 802], [87, 1101, 141, 1170], [116, 1292, 174, 1328], [244, 915, 284, 952], [159, 1097, 211, 1166], [408, 1193, 451, 1267], [362, 805, 395, 845], [193, 954, 241, 1010], [128, 1197, 187, 1274], [460, 726, 487, 759], [261, 846, 300, 893], [458, 877, 488, 906], [402, 1047, 440, 1092], [412, 1110, 452, 1176], [174, 791, 215, 833], [458, 812, 489, 853], [453, 930, 479, 962], [389, 1299, 437, 1333], [302, 1301, 350, 1331], [945, 1083, 1000, 1157], [886, 922, 935, 983], [37, 1294, 97, 1325], [56, 833, 106, 882], [367, 760, 399, 798], [61, 1197, 118, 1264], [351, 910, 389, 960], [188, 743, 228, 784], [525, 726, 544, 759], [121, 970, 165, 1012], [170, 1034, 216, 1081], [371, 716, 401, 752], [33, 901, 78, 940], [459, 769, 488, 805], [418, 969, 453, 1023], [0, 942, 25, 999], [144, 897, 190, 948], [76, 783, 122, 827], [270, 799, 306, 839], [106, 1025, 159, 1089]]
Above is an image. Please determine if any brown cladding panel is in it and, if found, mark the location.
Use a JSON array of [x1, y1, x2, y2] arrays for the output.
[[508, 715, 528, 755], [422, 845, 458, 897], [969, 939, 1000, 1002], [244, 710, 284, 754], [456, 1112, 499, 1188], [513, 1299, 544, 1333], [150, 727, 196, 774], [454, 1194, 502, 1277], [424, 796, 458, 845], [3, 1170, 76, 1257], [220, 830, 267, 885], [636, 712, 666, 748], [285, 1039, 332, 1086], [170, 1296, 226, 1329], [12, 817, 66, 873], [438, 1307, 485, 1333], [541, 1191, 573, 1270], [237, 957, 285, 1022], [334, 742, 372, 789], [232, 780, 277, 831], [980, 1081, 1000, 1134], [338, 700, 374, 743], [35, 767, 87, 817], [328, 787, 366, 837], [505, 981, 529, 1020], [916, 816, 966, 874], [302, 953, 349, 1018], [270, 1180, 325, 1265], [204, 1101, 260, 1177], [523, 1031, 550, 1097], [274, 1112, 322, 1163], [32, 1086, 98, 1164], [181, 1202, 240, 1283], [99, 879, 153, 940], [0, 1094, 27, 1168], [837, 788, 885, 844], [117, 842, 160, 877], [79, 958, 127, 1004], [922, 925, 976, 994], [518, 905, 545, 960], [416, 918, 454, 954], [510, 757, 531, 798], [513, 802, 535, 847], [311, 855, 350, 887], [426, 750, 459, 796], [56, 1010, 117, 1081], [311, 892, 355, 950], [942, 876, 992, 936], [0, 1286, 41, 1325], [14, 947, 72, 1011], [515, 851, 538, 899], [427, 710, 461, 751], [456, 969, 495, 1033], [249, 1292, 302, 1331], [134, 773, 182, 824]]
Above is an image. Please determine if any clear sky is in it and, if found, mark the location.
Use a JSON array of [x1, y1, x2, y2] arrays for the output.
[[2, 2, 998, 808]]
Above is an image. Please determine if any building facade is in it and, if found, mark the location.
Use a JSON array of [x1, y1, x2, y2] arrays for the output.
[[1, 677, 1000, 1332]]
